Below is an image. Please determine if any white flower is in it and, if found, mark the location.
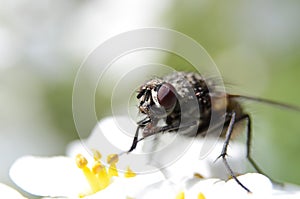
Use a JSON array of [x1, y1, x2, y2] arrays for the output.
[[135, 173, 300, 199], [0, 182, 27, 199], [9, 117, 164, 198], [9, 116, 300, 199], [9, 152, 164, 198]]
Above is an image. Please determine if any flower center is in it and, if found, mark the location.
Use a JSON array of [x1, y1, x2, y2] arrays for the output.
[[75, 150, 135, 198], [175, 192, 206, 199], [175, 191, 185, 199]]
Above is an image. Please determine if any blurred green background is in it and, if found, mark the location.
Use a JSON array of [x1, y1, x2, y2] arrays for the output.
[[1, 0, 300, 196]]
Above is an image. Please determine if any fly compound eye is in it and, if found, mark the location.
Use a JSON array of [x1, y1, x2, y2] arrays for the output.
[[157, 83, 177, 110]]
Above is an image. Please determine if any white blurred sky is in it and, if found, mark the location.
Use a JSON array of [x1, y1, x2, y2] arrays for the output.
[[0, 0, 171, 75]]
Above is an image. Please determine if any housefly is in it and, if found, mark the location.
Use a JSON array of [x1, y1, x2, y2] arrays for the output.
[[123, 71, 300, 192]]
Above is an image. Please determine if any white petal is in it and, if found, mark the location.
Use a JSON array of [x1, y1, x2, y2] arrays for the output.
[[187, 173, 272, 198], [122, 171, 165, 197], [86, 116, 143, 153], [134, 180, 178, 199], [185, 173, 300, 199], [185, 178, 225, 199], [272, 183, 300, 198], [86, 116, 153, 173], [85, 171, 164, 199], [146, 136, 247, 183], [66, 139, 91, 159], [0, 183, 27, 199], [10, 156, 89, 197], [223, 173, 272, 198]]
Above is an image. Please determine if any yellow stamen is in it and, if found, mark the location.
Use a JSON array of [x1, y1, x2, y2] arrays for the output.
[[198, 192, 206, 199], [76, 154, 88, 169], [194, 173, 205, 179], [107, 154, 119, 164], [92, 149, 102, 161], [75, 152, 129, 197], [107, 154, 119, 177], [76, 154, 101, 193], [92, 162, 110, 189], [124, 166, 136, 178], [108, 163, 118, 177], [175, 191, 185, 199]]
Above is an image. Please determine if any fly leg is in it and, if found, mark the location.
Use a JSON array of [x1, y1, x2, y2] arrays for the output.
[[216, 111, 252, 193], [242, 114, 281, 185], [242, 114, 265, 174], [127, 125, 141, 153], [126, 120, 197, 153], [121, 118, 150, 155]]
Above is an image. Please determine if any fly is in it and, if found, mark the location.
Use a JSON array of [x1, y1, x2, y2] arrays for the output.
[[123, 71, 300, 192]]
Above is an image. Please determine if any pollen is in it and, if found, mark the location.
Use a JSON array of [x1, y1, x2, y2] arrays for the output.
[[75, 151, 135, 197], [107, 154, 119, 164], [198, 192, 206, 199], [107, 154, 119, 177], [76, 154, 88, 168], [124, 166, 136, 178], [92, 149, 102, 161], [194, 173, 205, 179], [175, 191, 185, 199]]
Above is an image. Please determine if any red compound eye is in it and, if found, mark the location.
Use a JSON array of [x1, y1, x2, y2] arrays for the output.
[[157, 83, 177, 110]]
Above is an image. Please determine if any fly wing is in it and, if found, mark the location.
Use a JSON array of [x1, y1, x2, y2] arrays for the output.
[[229, 94, 300, 112]]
